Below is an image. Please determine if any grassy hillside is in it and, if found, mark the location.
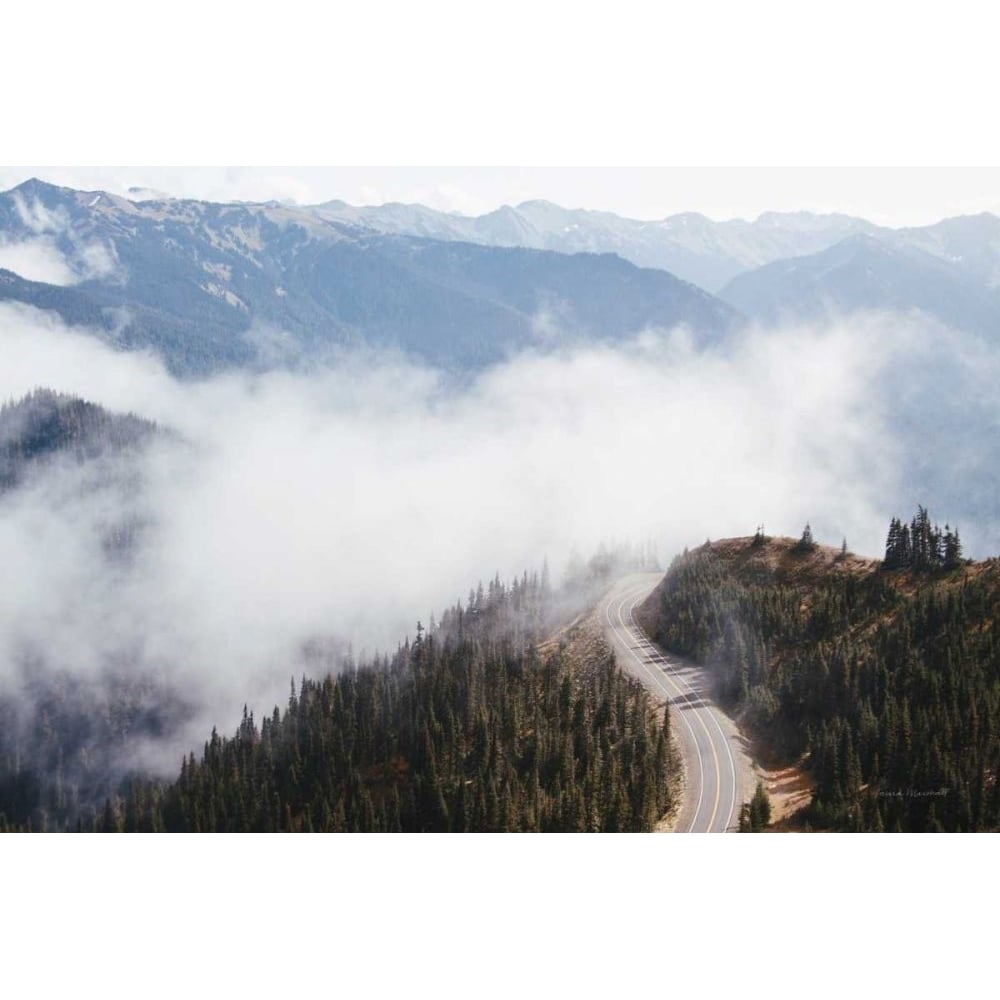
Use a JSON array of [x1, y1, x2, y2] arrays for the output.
[[639, 523, 1000, 831]]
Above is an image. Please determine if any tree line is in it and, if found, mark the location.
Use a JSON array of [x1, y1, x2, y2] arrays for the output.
[[883, 505, 962, 571]]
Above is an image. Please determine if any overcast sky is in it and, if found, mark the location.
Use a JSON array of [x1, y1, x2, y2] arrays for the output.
[[3, 167, 1000, 227]]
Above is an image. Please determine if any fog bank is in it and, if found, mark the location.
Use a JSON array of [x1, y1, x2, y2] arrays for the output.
[[0, 302, 996, 762]]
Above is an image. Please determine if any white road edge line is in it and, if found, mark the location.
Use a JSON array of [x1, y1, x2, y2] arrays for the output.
[[617, 588, 720, 832], [626, 591, 739, 833], [604, 587, 705, 832]]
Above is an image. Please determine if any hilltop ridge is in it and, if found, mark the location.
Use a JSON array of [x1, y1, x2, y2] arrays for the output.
[[637, 523, 1000, 830]]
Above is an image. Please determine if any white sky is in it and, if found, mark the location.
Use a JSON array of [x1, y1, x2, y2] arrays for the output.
[[6, 5, 1000, 228], [3, 167, 1000, 227]]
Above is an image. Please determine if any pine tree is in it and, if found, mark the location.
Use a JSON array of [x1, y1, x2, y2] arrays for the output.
[[738, 803, 752, 832], [748, 781, 772, 830], [796, 523, 816, 553], [884, 518, 904, 568], [943, 526, 963, 570]]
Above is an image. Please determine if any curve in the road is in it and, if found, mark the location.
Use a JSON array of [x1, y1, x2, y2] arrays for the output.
[[604, 581, 739, 833], [624, 588, 739, 832]]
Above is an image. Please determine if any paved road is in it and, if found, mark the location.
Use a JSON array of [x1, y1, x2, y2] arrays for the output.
[[601, 573, 749, 833]]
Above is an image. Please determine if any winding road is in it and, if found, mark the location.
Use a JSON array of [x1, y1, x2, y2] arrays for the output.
[[602, 573, 752, 833]]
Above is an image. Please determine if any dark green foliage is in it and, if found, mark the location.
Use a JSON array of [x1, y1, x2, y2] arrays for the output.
[[102, 575, 676, 832], [883, 506, 962, 572], [738, 782, 771, 832], [749, 781, 772, 830], [649, 525, 1000, 831], [795, 523, 815, 553]]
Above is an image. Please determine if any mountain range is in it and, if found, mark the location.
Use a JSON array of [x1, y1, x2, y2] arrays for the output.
[[312, 197, 1000, 340], [3, 178, 1000, 378], [0, 179, 737, 376], [311, 198, 880, 292], [311, 197, 1000, 298]]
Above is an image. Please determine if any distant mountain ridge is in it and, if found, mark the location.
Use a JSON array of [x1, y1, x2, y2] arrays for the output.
[[308, 196, 1000, 324], [718, 232, 1000, 338], [311, 198, 881, 292], [893, 212, 1000, 289], [0, 179, 740, 376]]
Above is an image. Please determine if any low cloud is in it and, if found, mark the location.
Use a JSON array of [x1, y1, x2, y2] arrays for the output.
[[1, 194, 122, 285], [14, 193, 70, 235], [530, 297, 577, 343], [239, 320, 306, 369], [0, 302, 997, 770], [0, 236, 79, 284]]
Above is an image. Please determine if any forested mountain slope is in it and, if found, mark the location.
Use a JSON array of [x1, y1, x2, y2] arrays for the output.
[[0, 387, 155, 492], [93, 575, 678, 833], [638, 516, 1000, 831], [0, 413, 678, 836], [0, 390, 175, 830]]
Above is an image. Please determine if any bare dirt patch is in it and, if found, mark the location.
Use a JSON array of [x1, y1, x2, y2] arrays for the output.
[[742, 735, 814, 830]]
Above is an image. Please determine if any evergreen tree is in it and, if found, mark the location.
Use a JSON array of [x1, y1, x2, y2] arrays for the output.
[[738, 803, 752, 832], [796, 523, 816, 553], [748, 781, 772, 831], [943, 526, 963, 570]]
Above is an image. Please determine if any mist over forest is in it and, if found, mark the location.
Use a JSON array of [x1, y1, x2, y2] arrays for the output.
[[3, 178, 1000, 831]]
